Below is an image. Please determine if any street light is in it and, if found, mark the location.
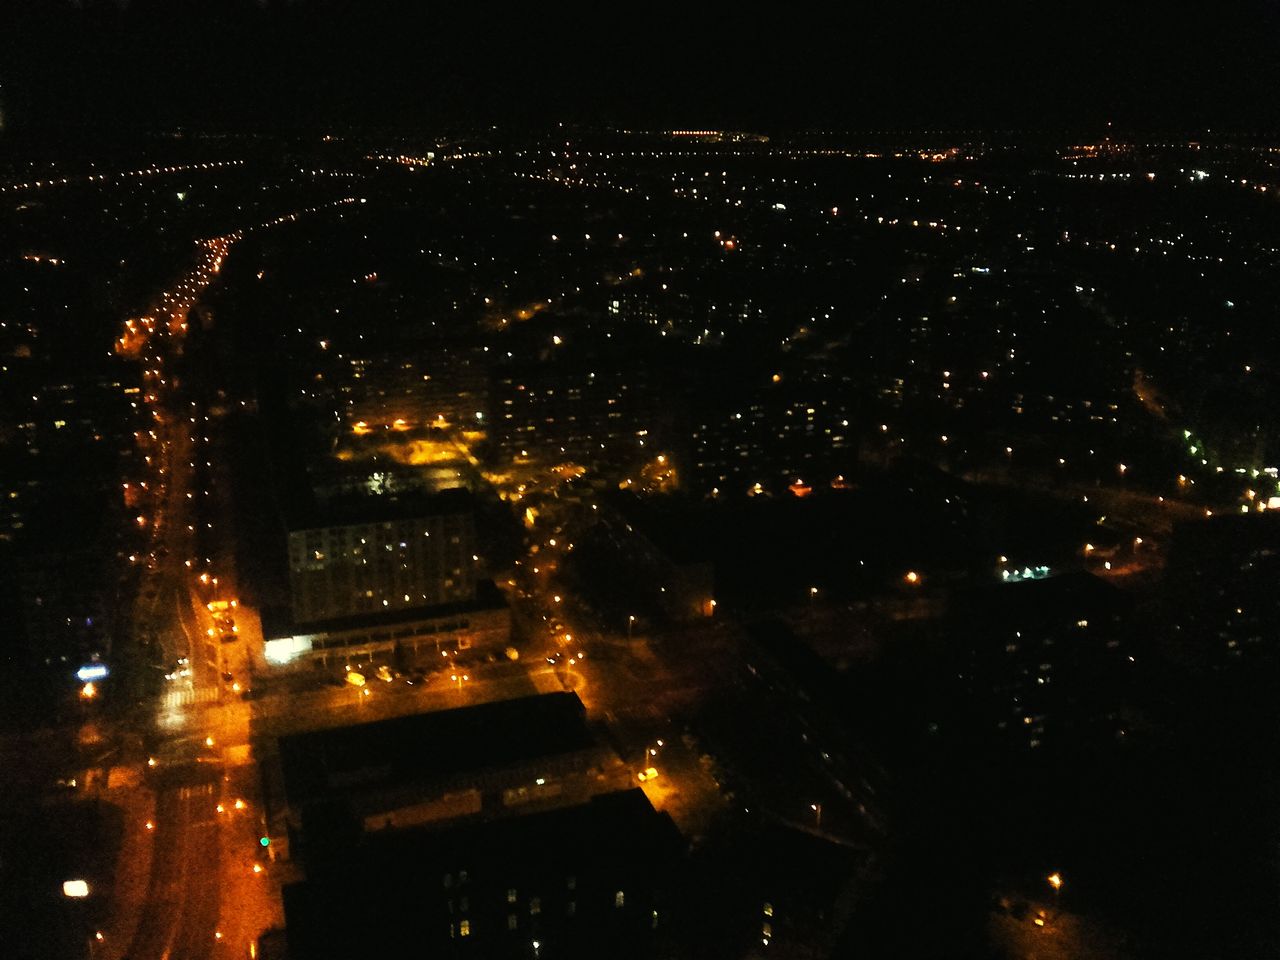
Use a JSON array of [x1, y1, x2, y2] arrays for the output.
[[1047, 872, 1063, 917], [627, 615, 636, 640], [810, 803, 822, 829]]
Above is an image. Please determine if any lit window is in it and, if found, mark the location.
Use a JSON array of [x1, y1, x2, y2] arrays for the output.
[[530, 897, 541, 915], [459, 920, 470, 937], [763, 902, 773, 917], [507, 888, 517, 903], [763, 922, 772, 938], [615, 890, 625, 908]]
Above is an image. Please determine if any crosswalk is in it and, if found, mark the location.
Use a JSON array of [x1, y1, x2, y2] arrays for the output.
[[161, 684, 221, 711]]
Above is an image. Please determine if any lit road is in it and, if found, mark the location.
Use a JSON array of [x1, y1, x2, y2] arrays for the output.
[[101, 271, 281, 960], [123, 770, 221, 960], [244, 658, 557, 739]]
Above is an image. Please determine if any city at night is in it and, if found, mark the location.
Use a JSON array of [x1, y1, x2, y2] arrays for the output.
[[3, 4, 1280, 958]]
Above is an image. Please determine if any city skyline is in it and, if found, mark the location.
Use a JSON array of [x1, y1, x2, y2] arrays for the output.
[[2, 8, 1280, 960]]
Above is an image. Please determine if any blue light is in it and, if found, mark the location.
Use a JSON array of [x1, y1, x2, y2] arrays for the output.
[[76, 663, 109, 682]]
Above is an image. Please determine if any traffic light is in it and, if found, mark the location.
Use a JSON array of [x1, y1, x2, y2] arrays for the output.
[[260, 836, 270, 848]]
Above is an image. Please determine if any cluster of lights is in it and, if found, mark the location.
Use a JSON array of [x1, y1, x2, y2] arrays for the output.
[[369, 153, 435, 168], [117, 198, 364, 357], [1, 160, 245, 194], [298, 167, 362, 179]]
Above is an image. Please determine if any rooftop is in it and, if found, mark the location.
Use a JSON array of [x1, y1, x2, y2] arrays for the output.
[[278, 692, 596, 807], [284, 485, 476, 532]]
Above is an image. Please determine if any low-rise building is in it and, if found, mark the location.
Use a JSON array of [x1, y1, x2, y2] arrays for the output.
[[261, 579, 510, 672], [275, 693, 629, 859], [282, 788, 681, 960]]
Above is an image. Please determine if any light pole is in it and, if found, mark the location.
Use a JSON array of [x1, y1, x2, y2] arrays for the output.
[[810, 802, 822, 830], [627, 615, 636, 641]]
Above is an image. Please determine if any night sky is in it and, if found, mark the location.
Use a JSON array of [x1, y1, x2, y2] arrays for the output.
[[5, 1, 1280, 136]]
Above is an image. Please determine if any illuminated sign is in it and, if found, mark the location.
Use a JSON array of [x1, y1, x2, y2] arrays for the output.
[[76, 663, 109, 682]]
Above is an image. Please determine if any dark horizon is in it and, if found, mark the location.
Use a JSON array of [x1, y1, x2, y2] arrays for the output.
[[6, 2, 1280, 138]]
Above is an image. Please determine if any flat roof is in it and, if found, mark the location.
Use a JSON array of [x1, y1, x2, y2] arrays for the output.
[[365, 787, 675, 868], [278, 692, 595, 807], [284, 486, 476, 532]]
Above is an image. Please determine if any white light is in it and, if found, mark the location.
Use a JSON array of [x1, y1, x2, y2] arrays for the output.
[[265, 635, 314, 665], [63, 880, 90, 898], [76, 663, 109, 682]]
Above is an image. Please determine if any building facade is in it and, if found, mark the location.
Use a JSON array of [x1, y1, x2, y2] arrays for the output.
[[287, 505, 477, 625]]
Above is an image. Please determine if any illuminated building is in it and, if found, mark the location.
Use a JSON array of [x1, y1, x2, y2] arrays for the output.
[[334, 347, 489, 437], [490, 362, 667, 468], [286, 489, 479, 625]]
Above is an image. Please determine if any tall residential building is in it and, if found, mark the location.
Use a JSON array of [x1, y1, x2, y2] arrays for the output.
[[286, 490, 477, 625]]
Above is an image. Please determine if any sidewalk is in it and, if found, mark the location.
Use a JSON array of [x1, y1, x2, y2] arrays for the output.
[[98, 771, 156, 960]]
